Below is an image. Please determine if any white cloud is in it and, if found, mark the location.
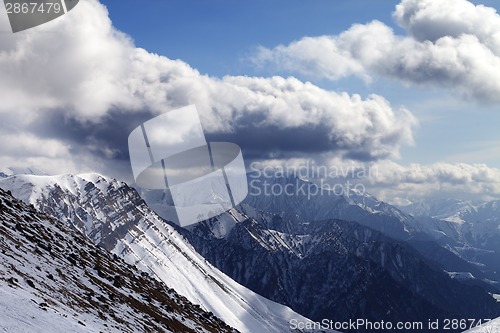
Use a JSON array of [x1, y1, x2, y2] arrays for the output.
[[394, 0, 500, 49], [253, 0, 500, 103], [0, 1, 138, 121], [0, 0, 416, 176], [251, 156, 500, 203], [0, 0, 498, 203], [0, 133, 70, 158], [366, 160, 500, 203]]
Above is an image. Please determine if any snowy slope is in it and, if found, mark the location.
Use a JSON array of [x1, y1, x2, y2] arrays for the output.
[[0, 188, 236, 333], [0, 174, 334, 333]]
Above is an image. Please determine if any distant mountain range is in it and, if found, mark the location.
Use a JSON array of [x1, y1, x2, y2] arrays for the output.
[[186, 210, 499, 328], [399, 198, 500, 282], [1, 171, 500, 333], [243, 173, 419, 242], [241, 174, 500, 285]]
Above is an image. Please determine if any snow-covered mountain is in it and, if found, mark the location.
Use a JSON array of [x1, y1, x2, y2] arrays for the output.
[[399, 198, 482, 223], [244, 173, 421, 241], [399, 198, 500, 281], [0, 187, 236, 333], [241, 174, 500, 285], [0, 173, 333, 333], [4, 171, 499, 332], [0, 166, 48, 178], [137, 173, 419, 241], [184, 207, 500, 328], [136, 173, 500, 297]]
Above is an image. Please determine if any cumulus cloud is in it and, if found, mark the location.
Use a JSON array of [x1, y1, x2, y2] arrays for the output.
[[394, 0, 500, 47], [250, 156, 500, 203], [253, 0, 500, 103], [0, 132, 70, 158], [1, 0, 498, 203], [0, 0, 415, 178], [367, 160, 500, 203]]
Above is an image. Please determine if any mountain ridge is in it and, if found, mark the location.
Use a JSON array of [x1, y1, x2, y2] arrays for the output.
[[0, 172, 333, 333], [0, 187, 237, 333], [184, 206, 500, 331]]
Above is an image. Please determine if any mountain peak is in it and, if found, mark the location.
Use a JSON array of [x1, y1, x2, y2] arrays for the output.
[[0, 172, 329, 333], [0, 187, 237, 333], [0, 166, 49, 177]]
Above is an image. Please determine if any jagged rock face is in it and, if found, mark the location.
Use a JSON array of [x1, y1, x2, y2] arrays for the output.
[[0, 174, 149, 248], [3, 173, 500, 333], [0, 188, 236, 333], [185, 211, 500, 331], [0, 174, 330, 333]]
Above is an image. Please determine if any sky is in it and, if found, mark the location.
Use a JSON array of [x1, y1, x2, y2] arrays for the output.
[[1, 0, 500, 204]]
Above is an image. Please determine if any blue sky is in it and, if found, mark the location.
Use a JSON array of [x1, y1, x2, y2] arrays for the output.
[[102, 1, 402, 76], [102, 0, 500, 76], [103, 0, 500, 168]]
